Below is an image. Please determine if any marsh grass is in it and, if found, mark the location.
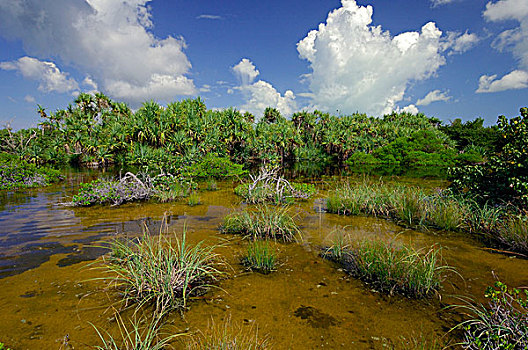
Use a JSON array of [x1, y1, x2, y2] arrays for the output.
[[242, 240, 278, 274], [452, 281, 528, 349], [205, 178, 218, 191], [187, 192, 202, 206], [496, 215, 528, 254], [221, 205, 300, 241], [153, 183, 191, 202], [185, 317, 269, 349], [102, 225, 223, 314], [93, 312, 180, 350], [324, 233, 451, 298]]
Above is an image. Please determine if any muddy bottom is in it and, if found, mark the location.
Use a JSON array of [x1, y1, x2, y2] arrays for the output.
[[0, 175, 527, 349]]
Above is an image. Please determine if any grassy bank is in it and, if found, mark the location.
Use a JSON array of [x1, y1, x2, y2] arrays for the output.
[[326, 181, 528, 255]]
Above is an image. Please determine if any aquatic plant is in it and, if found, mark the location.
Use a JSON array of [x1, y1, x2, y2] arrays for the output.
[[324, 235, 450, 298], [221, 205, 300, 241], [453, 281, 528, 349], [205, 178, 218, 191], [0, 342, 13, 350], [187, 192, 202, 206], [495, 215, 528, 255], [93, 312, 180, 350], [242, 240, 278, 274], [0, 152, 61, 190], [234, 167, 316, 204], [103, 227, 223, 313], [186, 317, 269, 349]]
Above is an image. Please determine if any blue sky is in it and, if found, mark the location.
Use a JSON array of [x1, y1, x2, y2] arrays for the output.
[[0, 0, 527, 129]]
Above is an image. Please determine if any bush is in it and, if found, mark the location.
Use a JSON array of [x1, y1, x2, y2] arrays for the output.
[[184, 153, 247, 179], [0, 152, 62, 190]]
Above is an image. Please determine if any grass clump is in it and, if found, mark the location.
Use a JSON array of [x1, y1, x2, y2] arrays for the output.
[[187, 192, 202, 206], [323, 233, 451, 298], [496, 215, 528, 254], [103, 226, 223, 313], [221, 205, 300, 241], [454, 281, 528, 349], [186, 317, 269, 349], [242, 241, 278, 274], [93, 313, 180, 350]]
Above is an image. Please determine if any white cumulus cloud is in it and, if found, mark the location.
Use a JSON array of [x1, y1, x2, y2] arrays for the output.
[[24, 95, 36, 103], [297, 0, 469, 116], [231, 58, 297, 117], [0, 0, 196, 104], [476, 70, 528, 93], [480, 0, 528, 92], [416, 89, 452, 106], [0, 56, 78, 93]]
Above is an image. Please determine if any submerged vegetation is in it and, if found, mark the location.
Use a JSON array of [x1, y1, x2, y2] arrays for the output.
[[221, 205, 300, 241], [323, 232, 450, 298]]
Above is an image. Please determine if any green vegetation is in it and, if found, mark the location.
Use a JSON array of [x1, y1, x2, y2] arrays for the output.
[[449, 107, 528, 208], [324, 233, 450, 298], [0, 152, 61, 190], [187, 192, 202, 206], [186, 318, 269, 349], [103, 228, 223, 314], [221, 205, 299, 241], [242, 240, 278, 274], [454, 281, 528, 349], [234, 167, 316, 204], [93, 313, 180, 350], [0, 342, 12, 350], [1, 94, 493, 174], [72, 172, 195, 206]]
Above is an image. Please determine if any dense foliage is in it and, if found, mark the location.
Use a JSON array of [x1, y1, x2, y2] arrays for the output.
[[0, 94, 493, 174], [0, 152, 61, 190], [450, 108, 528, 208]]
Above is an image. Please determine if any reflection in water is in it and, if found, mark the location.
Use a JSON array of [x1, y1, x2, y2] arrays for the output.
[[0, 171, 526, 349]]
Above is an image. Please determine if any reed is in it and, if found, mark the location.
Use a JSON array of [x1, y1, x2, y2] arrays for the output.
[[103, 226, 223, 314], [222, 205, 299, 241], [187, 192, 202, 206], [324, 236, 451, 298], [186, 317, 269, 349], [242, 240, 278, 274], [495, 215, 528, 254]]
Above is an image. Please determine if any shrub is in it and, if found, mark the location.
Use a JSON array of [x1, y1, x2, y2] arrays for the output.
[[0, 152, 62, 190], [455, 281, 528, 349], [183, 153, 247, 179]]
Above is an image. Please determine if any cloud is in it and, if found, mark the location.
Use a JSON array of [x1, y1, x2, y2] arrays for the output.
[[480, 0, 528, 92], [232, 58, 260, 86], [447, 31, 479, 55], [476, 70, 528, 92], [0, 0, 196, 104], [196, 14, 223, 20], [199, 84, 211, 93], [231, 58, 297, 117], [416, 89, 452, 105], [24, 95, 36, 103], [297, 0, 468, 116], [431, 0, 456, 7], [0, 56, 79, 93], [400, 104, 419, 114]]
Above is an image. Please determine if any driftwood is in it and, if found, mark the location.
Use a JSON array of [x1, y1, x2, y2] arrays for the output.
[[247, 167, 310, 203]]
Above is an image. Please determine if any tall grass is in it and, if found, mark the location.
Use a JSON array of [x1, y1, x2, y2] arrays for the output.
[[186, 317, 269, 349], [93, 312, 180, 350], [221, 205, 300, 241], [242, 241, 278, 274], [324, 233, 451, 298], [103, 226, 223, 314], [187, 192, 202, 206], [326, 181, 528, 255]]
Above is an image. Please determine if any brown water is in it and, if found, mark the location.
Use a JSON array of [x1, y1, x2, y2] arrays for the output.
[[0, 173, 527, 349]]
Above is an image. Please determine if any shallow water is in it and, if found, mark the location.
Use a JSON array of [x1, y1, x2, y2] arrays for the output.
[[0, 172, 527, 349]]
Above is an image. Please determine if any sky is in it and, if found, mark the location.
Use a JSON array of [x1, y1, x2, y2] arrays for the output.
[[0, 0, 527, 129]]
